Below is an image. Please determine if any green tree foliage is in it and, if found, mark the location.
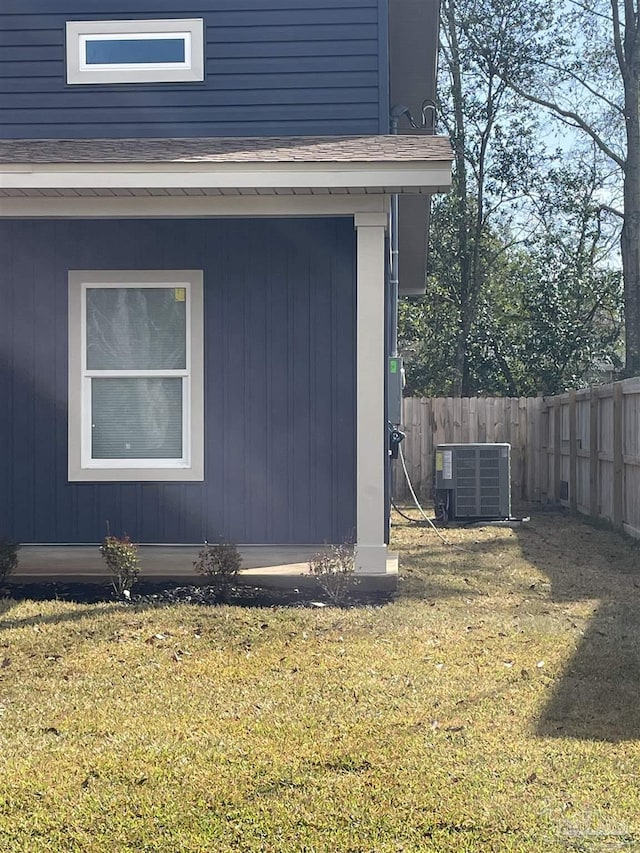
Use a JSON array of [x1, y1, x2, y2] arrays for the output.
[[401, 162, 622, 397], [460, 0, 636, 375], [436, 0, 540, 394], [399, 0, 623, 397]]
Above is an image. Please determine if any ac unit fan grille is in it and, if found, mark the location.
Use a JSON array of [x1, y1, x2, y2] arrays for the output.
[[454, 447, 502, 516]]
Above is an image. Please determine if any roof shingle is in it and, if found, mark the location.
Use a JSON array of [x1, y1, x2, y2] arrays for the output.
[[0, 135, 453, 165]]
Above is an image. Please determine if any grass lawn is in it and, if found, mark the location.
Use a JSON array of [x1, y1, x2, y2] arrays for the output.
[[1, 509, 640, 851]]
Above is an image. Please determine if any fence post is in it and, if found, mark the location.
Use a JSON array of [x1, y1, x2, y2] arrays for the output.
[[589, 386, 599, 520], [532, 397, 542, 502], [553, 398, 562, 502], [540, 399, 549, 501], [569, 389, 577, 512], [613, 381, 624, 529], [422, 397, 432, 499]]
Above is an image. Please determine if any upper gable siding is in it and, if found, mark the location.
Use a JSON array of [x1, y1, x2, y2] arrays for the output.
[[0, 0, 389, 138]]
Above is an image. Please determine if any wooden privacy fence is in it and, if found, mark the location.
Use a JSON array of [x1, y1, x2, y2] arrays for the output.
[[397, 396, 545, 504], [397, 379, 640, 539], [542, 377, 640, 539]]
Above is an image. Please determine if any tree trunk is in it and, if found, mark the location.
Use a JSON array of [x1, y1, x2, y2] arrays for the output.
[[453, 310, 474, 396], [452, 332, 465, 396], [444, 0, 470, 397], [623, 71, 640, 376]]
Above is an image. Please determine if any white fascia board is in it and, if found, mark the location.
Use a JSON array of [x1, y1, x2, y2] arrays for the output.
[[0, 161, 452, 193], [0, 193, 389, 219]]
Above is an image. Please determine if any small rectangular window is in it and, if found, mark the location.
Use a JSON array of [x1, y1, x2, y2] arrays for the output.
[[66, 19, 204, 85], [68, 271, 204, 483]]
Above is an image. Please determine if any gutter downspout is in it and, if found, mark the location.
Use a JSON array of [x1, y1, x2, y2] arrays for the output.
[[389, 189, 400, 359], [389, 101, 437, 361], [389, 106, 409, 360]]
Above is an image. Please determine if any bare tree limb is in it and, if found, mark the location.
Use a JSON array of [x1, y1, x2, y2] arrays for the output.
[[502, 77, 626, 169], [611, 0, 629, 80], [525, 57, 624, 115], [568, 0, 615, 24], [599, 202, 625, 218]]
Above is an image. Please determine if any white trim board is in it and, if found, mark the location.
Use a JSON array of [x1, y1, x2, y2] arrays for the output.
[[0, 162, 452, 194], [354, 215, 388, 574], [0, 194, 389, 219]]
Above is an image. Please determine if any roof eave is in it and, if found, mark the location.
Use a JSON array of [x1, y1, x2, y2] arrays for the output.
[[0, 159, 452, 196]]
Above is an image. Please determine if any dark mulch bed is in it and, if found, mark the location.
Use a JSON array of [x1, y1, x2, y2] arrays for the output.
[[1, 580, 393, 609]]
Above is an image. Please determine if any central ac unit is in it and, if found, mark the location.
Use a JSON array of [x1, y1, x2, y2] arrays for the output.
[[433, 443, 511, 522]]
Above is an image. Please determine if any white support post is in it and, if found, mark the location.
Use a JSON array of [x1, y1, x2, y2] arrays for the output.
[[354, 211, 389, 574]]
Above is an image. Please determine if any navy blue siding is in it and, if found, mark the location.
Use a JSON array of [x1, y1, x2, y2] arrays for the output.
[[0, 218, 356, 545], [0, 0, 389, 138]]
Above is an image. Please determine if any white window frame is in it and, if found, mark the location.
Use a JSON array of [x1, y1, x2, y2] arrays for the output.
[[66, 19, 205, 85], [68, 270, 204, 483]]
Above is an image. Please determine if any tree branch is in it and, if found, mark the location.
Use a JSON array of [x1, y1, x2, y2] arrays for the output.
[[525, 57, 624, 115], [567, 0, 615, 23], [502, 77, 626, 170], [598, 202, 625, 218], [611, 0, 629, 80]]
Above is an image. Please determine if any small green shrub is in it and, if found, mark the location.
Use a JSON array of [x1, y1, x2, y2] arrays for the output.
[[309, 543, 357, 605], [100, 533, 140, 597], [194, 541, 242, 603], [0, 538, 19, 583]]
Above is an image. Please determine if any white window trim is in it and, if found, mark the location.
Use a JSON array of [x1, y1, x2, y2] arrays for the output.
[[68, 270, 204, 483], [66, 19, 205, 85], [78, 32, 193, 74]]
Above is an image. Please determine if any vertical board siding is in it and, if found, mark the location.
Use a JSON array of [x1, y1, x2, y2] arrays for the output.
[[0, 217, 355, 545], [0, 0, 387, 138]]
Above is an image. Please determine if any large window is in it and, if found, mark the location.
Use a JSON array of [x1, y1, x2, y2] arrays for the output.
[[66, 19, 205, 85], [68, 271, 204, 482]]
